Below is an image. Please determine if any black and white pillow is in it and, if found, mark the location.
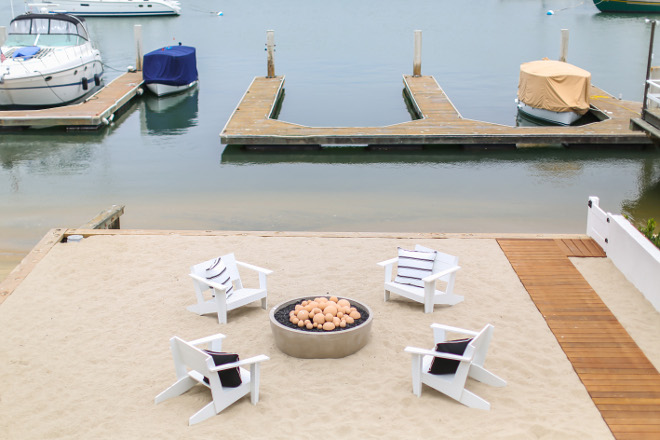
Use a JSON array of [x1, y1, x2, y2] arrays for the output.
[[428, 338, 472, 375], [203, 350, 242, 388], [395, 247, 437, 288], [205, 257, 234, 297]]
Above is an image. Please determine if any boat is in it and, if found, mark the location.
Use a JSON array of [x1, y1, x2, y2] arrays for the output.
[[592, 0, 660, 13], [142, 44, 198, 97], [0, 12, 104, 109], [516, 59, 591, 126], [24, 0, 181, 16]]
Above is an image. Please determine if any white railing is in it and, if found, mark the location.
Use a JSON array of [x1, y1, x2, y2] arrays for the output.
[[586, 196, 660, 312]]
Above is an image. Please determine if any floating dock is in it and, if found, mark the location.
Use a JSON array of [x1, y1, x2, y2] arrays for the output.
[[220, 75, 653, 148], [0, 71, 144, 130]]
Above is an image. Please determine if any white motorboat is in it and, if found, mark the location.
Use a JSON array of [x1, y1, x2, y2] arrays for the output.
[[143, 44, 198, 97], [517, 59, 591, 126], [25, 0, 181, 16], [0, 12, 104, 108]]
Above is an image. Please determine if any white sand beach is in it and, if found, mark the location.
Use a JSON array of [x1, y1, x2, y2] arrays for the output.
[[1, 232, 658, 439]]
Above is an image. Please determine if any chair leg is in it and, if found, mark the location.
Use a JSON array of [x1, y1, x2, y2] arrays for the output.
[[155, 376, 196, 404], [384, 289, 390, 302], [214, 293, 228, 324], [470, 365, 506, 387], [189, 401, 218, 426], [250, 363, 261, 404], [458, 389, 491, 410], [410, 354, 423, 397], [260, 296, 267, 311]]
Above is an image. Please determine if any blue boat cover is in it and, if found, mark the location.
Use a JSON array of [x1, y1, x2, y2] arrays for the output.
[[143, 45, 198, 86], [13, 46, 40, 60]]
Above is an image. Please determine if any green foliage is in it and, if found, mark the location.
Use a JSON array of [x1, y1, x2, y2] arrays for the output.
[[638, 218, 660, 249]]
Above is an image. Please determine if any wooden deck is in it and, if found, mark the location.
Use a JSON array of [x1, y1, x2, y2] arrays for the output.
[[498, 238, 660, 440], [0, 72, 144, 130], [220, 75, 653, 147]]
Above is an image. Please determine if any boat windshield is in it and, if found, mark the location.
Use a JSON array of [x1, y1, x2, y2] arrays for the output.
[[4, 16, 89, 47]]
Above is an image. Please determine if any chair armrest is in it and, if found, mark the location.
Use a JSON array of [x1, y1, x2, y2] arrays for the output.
[[189, 333, 227, 346], [430, 323, 478, 337], [404, 346, 472, 362], [236, 260, 273, 275], [422, 265, 461, 283], [189, 273, 229, 293], [377, 257, 398, 267], [210, 354, 270, 372]]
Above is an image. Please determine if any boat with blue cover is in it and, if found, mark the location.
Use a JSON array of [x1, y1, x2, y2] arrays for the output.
[[142, 44, 198, 97]]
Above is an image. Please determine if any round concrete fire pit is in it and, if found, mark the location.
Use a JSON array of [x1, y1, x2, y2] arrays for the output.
[[269, 296, 373, 359]]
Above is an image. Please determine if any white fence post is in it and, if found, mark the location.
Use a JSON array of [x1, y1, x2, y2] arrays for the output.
[[586, 196, 609, 250]]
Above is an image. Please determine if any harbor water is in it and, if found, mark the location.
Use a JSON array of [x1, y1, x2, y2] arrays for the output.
[[1, 0, 660, 280]]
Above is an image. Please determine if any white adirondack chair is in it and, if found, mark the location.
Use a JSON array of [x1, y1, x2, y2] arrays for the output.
[[155, 333, 269, 425], [378, 244, 463, 313], [404, 323, 506, 410], [187, 253, 272, 324]]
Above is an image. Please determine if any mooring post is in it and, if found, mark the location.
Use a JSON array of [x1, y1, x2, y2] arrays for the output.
[[643, 20, 657, 118], [413, 30, 422, 77], [266, 30, 275, 78], [559, 29, 569, 62], [0, 27, 6, 47], [134, 25, 143, 71]]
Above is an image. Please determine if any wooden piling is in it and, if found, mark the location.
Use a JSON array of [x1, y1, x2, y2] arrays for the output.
[[413, 30, 422, 77], [80, 205, 125, 230], [559, 29, 569, 62], [266, 30, 275, 78], [134, 25, 143, 71]]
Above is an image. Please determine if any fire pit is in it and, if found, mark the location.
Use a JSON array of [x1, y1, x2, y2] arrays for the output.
[[269, 296, 373, 359]]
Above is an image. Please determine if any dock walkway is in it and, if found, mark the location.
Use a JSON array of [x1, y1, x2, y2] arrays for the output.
[[221, 75, 652, 148], [0, 72, 143, 130]]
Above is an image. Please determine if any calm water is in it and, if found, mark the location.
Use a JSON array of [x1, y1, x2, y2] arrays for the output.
[[1, 0, 660, 277]]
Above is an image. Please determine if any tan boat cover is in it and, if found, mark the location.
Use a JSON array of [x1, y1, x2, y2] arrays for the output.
[[518, 60, 591, 115]]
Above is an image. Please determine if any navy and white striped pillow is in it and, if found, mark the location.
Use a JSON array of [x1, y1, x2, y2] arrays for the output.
[[205, 257, 234, 297], [395, 247, 437, 288]]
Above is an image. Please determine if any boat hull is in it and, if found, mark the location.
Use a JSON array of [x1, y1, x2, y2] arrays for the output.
[[592, 0, 660, 13], [25, 0, 181, 16], [516, 101, 582, 126], [146, 80, 198, 97], [0, 51, 103, 108]]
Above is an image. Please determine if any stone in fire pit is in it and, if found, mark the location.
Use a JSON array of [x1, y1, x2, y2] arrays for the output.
[[270, 296, 373, 359]]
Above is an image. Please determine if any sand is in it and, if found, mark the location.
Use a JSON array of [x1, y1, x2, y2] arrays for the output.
[[1, 233, 658, 439]]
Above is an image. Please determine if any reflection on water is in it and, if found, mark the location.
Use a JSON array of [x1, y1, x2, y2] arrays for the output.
[[141, 88, 200, 135]]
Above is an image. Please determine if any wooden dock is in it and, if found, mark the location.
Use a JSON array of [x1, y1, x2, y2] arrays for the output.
[[220, 75, 653, 148], [0, 72, 144, 130], [498, 238, 660, 440]]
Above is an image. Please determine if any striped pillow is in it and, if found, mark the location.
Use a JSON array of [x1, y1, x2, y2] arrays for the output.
[[395, 247, 437, 288], [205, 257, 234, 297]]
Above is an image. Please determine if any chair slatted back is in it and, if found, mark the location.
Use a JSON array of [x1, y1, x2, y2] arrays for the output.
[[171, 336, 213, 377], [415, 245, 459, 282], [468, 324, 494, 367]]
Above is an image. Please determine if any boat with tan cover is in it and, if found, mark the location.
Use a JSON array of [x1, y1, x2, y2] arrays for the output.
[[516, 59, 591, 126]]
